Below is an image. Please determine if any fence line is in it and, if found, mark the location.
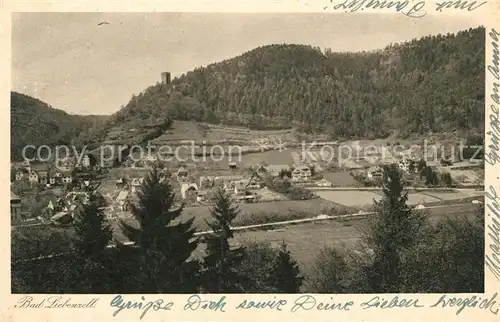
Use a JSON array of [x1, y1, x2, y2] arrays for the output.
[[11, 202, 473, 264]]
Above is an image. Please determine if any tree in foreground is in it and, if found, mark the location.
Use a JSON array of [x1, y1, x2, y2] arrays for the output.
[[307, 246, 349, 293], [237, 241, 279, 292], [71, 192, 114, 292], [400, 207, 484, 293], [363, 163, 428, 292], [73, 192, 112, 256], [120, 166, 199, 293], [269, 242, 304, 293], [202, 188, 246, 293]]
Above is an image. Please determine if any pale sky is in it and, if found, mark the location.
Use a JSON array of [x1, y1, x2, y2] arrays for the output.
[[12, 13, 482, 115]]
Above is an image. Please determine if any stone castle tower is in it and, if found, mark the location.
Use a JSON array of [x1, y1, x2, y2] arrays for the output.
[[161, 72, 171, 85]]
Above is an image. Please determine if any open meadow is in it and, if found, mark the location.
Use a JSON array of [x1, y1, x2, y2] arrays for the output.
[[314, 189, 484, 208], [179, 198, 346, 231], [12, 200, 480, 267], [229, 202, 479, 276]]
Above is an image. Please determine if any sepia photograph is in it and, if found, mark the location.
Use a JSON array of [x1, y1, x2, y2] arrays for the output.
[[10, 12, 486, 295]]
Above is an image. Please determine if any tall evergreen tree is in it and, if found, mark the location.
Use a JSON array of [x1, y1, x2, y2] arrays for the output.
[[307, 246, 350, 293], [363, 163, 428, 292], [120, 166, 199, 293], [71, 192, 113, 292], [269, 241, 304, 293], [237, 241, 280, 293], [202, 188, 246, 293], [73, 192, 112, 256]]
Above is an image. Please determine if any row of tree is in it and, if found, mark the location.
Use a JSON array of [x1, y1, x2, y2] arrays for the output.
[[12, 165, 484, 293]]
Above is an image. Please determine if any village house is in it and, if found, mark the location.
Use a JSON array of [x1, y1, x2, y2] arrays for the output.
[[143, 154, 158, 164], [38, 170, 49, 185], [247, 171, 263, 189], [66, 191, 90, 203], [61, 170, 73, 184], [398, 160, 410, 172], [228, 162, 237, 170], [116, 177, 128, 189], [130, 177, 145, 193], [74, 172, 92, 188], [28, 169, 39, 183], [196, 191, 208, 203], [214, 175, 245, 192], [44, 196, 66, 218], [233, 182, 257, 202], [181, 183, 198, 199], [233, 173, 263, 195], [253, 164, 267, 174], [57, 156, 76, 172], [69, 203, 85, 216], [291, 165, 312, 182], [367, 166, 384, 180], [10, 191, 22, 224], [50, 201, 84, 225], [22, 158, 31, 167], [49, 170, 63, 185], [316, 178, 333, 187], [27, 163, 49, 184], [158, 168, 170, 181], [236, 194, 256, 203], [45, 192, 85, 225], [75, 154, 95, 169], [265, 164, 291, 177], [124, 157, 135, 168], [199, 176, 215, 190], [15, 169, 28, 181], [233, 180, 247, 195], [115, 190, 130, 212], [81, 154, 91, 168], [176, 166, 188, 182]]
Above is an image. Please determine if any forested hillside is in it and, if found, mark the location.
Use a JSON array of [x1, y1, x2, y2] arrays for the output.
[[10, 92, 108, 161], [99, 26, 484, 141]]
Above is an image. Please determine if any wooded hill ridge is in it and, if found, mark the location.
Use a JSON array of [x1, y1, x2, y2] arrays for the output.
[[11, 26, 485, 155], [10, 92, 108, 161], [93, 26, 484, 142]]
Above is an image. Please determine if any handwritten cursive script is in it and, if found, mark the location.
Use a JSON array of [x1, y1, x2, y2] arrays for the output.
[[236, 297, 288, 311], [15, 296, 99, 309], [291, 295, 354, 312], [431, 293, 499, 315], [485, 29, 500, 166], [360, 296, 423, 309], [435, 0, 487, 12], [485, 185, 500, 281], [329, 0, 427, 18], [326, 0, 488, 17], [485, 28, 500, 284], [110, 295, 173, 320], [184, 295, 226, 312]]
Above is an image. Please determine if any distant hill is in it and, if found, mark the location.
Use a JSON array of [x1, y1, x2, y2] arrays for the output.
[[10, 92, 109, 161], [95, 26, 484, 143]]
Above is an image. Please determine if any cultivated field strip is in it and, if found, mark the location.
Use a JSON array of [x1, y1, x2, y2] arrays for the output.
[[12, 202, 478, 264]]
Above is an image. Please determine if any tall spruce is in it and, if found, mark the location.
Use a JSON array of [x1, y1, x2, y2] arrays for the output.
[[269, 241, 304, 293], [120, 166, 199, 293], [73, 192, 112, 256], [364, 163, 428, 292], [71, 192, 113, 292], [202, 188, 246, 293]]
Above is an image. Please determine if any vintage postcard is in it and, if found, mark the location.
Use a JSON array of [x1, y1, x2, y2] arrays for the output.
[[1, 0, 499, 321]]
